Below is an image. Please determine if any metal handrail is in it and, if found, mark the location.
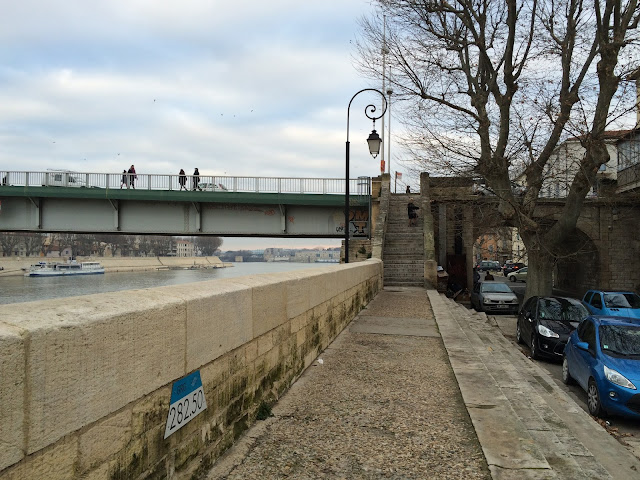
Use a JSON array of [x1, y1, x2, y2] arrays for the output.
[[0, 171, 372, 196]]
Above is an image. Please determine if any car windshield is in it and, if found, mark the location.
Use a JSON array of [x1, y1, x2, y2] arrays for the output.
[[600, 325, 640, 356], [538, 298, 588, 322], [604, 293, 640, 309], [481, 283, 513, 293]]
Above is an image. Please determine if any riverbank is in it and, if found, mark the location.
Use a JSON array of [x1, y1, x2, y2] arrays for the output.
[[0, 256, 231, 277]]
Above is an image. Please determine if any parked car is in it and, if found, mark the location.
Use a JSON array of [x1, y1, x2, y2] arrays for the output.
[[470, 281, 519, 314], [476, 260, 501, 272], [503, 262, 526, 276], [582, 290, 640, 319], [516, 296, 589, 360], [508, 267, 528, 283], [563, 316, 640, 418], [198, 182, 228, 192], [42, 171, 86, 187]]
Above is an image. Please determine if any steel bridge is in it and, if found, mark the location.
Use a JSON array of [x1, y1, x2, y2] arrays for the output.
[[0, 171, 372, 238]]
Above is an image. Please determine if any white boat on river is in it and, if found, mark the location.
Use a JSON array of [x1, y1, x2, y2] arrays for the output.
[[25, 261, 105, 277]]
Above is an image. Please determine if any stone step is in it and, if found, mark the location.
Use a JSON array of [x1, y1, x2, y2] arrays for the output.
[[383, 245, 424, 252], [383, 279, 425, 287], [385, 242, 423, 247], [384, 269, 424, 278], [382, 257, 424, 265], [385, 235, 423, 242], [384, 261, 424, 269], [385, 231, 423, 238]]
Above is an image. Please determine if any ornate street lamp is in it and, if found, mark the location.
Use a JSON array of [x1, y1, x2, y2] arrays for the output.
[[345, 89, 388, 263]]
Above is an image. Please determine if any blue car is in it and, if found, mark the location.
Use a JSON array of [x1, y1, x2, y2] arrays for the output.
[[563, 316, 640, 418], [582, 290, 640, 319]]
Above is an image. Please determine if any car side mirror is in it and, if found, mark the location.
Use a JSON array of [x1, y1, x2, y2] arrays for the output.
[[575, 341, 589, 352]]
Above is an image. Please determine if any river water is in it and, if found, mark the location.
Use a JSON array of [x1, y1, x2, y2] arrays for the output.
[[0, 262, 336, 305]]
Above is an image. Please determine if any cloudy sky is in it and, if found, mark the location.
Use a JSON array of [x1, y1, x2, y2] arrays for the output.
[[1, 0, 394, 250]]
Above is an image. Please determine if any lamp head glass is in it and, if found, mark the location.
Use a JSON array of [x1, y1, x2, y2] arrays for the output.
[[367, 129, 382, 158]]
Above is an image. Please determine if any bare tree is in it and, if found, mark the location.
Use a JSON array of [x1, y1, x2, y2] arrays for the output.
[[149, 236, 173, 256], [57, 233, 76, 258], [0, 233, 20, 257], [358, 0, 640, 296], [20, 233, 46, 257], [194, 236, 223, 256]]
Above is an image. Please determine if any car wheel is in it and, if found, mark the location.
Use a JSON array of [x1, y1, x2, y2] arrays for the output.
[[515, 321, 523, 344], [587, 378, 604, 417], [509, 275, 516, 282], [530, 334, 540, 360], [562, 356, 574, 385]]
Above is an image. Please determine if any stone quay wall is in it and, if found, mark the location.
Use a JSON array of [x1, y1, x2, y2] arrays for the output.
[[0, 259, 382, 479]]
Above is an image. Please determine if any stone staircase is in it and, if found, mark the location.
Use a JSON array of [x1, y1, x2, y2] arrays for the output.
[[383, 194, 424, 286]]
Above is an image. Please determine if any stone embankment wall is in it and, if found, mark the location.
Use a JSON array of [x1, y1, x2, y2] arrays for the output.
[[0, 256, 229, 277], [0, 259, 382, 479]]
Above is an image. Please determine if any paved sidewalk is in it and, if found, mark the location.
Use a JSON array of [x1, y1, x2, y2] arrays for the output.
[[429, 291, 640, 479], [206, 288, 640, 479], [207, 287, 490, 479]]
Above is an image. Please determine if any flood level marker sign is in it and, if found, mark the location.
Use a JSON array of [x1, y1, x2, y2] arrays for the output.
[[164, 370, 207, 439]]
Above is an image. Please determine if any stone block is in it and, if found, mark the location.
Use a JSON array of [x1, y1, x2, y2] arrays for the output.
[[305, 271, 329, 310], [79, 407, 133, 471], [0, 325, 25, 471], [257, 331, 273, 357], [0, 436, 77, 480], [284, 271, 312, 319], [244, 339, 258, 364], [228, 275, 287, 338], [1, 291, 187, 454], [200, 355, 229, 392], [130, 384, 171, 437], [296, 329, 306, 348], [167, 281, 252, 372]]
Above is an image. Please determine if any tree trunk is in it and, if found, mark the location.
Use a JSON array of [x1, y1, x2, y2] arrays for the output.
[[523, 237, 554, 298]]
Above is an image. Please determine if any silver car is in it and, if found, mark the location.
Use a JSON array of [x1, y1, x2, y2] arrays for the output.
[[509, 267, 528, 283], [471, 281, 519, 314]]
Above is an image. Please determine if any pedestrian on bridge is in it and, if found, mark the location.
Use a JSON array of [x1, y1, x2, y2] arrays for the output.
[[192, 168, 201, 191], [178, 169, 187, 190], [120, 170, 127, 189], [127, 165, 137, 189]]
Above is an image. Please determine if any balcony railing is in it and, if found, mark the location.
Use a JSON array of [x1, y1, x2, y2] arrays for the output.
[[0, 171, 371, 196]]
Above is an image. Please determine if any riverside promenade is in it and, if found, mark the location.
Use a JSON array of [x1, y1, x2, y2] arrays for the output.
[[206, 287, 640, 480]]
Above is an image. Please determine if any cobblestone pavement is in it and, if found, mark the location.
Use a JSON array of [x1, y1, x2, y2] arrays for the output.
[[206, 288, 490, 479]]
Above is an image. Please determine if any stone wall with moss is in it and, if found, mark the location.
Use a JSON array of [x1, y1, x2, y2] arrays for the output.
[[0, 259, 382, 479]]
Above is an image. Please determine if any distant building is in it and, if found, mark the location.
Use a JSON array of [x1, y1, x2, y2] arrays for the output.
[[473, 231, 511, 265], [293, 249, 340, 263], [264, 248, 292, 262], [172, 239, 195, 257], [616, 128, 640, 193]]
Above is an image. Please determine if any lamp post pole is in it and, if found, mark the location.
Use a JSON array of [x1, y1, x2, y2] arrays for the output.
[[345, 88, 388, 263]]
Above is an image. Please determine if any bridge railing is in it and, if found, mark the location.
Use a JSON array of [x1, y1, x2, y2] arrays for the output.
[[0, 171, 371, 196]]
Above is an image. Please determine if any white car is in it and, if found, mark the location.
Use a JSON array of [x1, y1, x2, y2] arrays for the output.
[[198, 182, 228, 191], [43, 172, 86, 187]]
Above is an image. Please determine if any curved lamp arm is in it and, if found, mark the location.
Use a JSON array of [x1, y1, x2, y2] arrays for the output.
[[346, 88, 388, 145]]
